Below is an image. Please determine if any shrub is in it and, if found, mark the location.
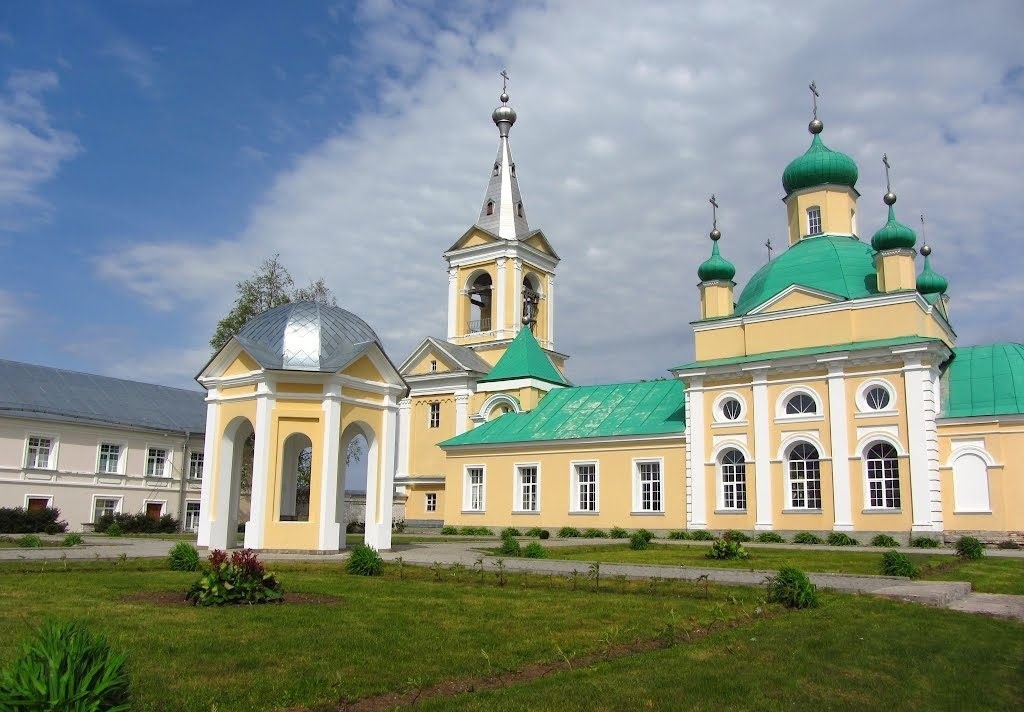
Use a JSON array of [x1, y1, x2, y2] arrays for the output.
[[61, 532, 83, 547], [458, 526, 492, 536], [500, 527, 522, 538], [629, 532, 649, 550], [997, 540, 1021, 550], [668, 530, 691, 540], [706, 538, 749, 560], [826, 532, 859, 547], [16, 534, 42, 548], [498, 534, 521, 557], [582, 528, 607, 538], [168, 542, 200, 572], [870, 534, 900, 548], [392, 518, 406, 533], [440, 525, 459, 535], [609, 526, 629, 539], [538, 529, 550, 540], [690, 530, 714, 541], [522, 542, 547, 559], [636, 528, 655, 543], [93, 512, 178, 534], [755, 532, 786, 544], [909, 536, 940, 549], [558, 526, 582, 538], [0, 506, 68, 534], [723, 530, 750, 543], [765, 566, 819, 609], [525, 526, 544, 537], [186, 549, 283, 605], [955, 536, 984, 560], [0, 620, 130, 711], [881, 550, 918, 578], [105, 523, 124, 537], [346, 544, 384, 576], [792, 531, 823, 545], [346, 521, 365, 534]]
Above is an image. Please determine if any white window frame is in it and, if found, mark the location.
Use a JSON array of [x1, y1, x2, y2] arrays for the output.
[[145, 445, 170, 478], [96, 442, 125, 475], [785, 442, 823, 510], [184, 501, 201, 532], [425, 492, 437, 512], [24, 494, 53, 510], [632, 457, 665, 514], [807, 205, 822, 236], [428, 402, 441, 429], [24, 432, 58, 470], [570, 460, 600, 514], [717, 448, 748, 511], [513, 462, 541, 513], [863, 441, 901, 510], [949, 446, 994, 514], [775, 386, 824, 421], [855, 379, 898, 416], [92, 495, 122, 523], [712, 391, 747, 424], [463, 465, 486, 512], [188, 451, 205, 480]]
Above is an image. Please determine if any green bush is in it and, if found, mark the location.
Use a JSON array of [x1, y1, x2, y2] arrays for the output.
[[16, 534, 42, 548], [455, 526, 492, 536], [909, 536, 940, 549], [792, 531, 823, 545], [0, 506, 68, 534], [755, 531, 786, 544], [440, 525, 459, 535], [826, 532, 859, 547], [522, 542, 547, 558], [61, 532, 83, 547], [690, 530, 714, 541], [168, 542, 200, 571], [500, 527, 522, 538], [636, 528, 655, 543], [525, 526, 544, 537], [558, 526, 582, 538], [0, 620, 130, 711], [187, 549, 284, 605], [629, 532, 649, 550], [881, 550, 918, 578], [93, 512, 179, 534], [668, 530, 691, 540], [582, 528, 607, 538], [765, 566, 819, 609], [498, 534, 522, 557], [346, 544, 384, 576], [723, 530, 750, 543], [706, 538, 749, 560], [997, 540, 1021, 550], [105, 523, 124, 537], [870, 534, 900, 548], [609, 526, 629, 539], [538, 529, 550, 540], [955, 536, 984, 560]]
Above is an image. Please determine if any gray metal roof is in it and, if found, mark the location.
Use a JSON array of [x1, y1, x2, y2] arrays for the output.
[[427, 337, 493, 373], [475, 136, 531, 240], [0, 359, 207, 433], [234, 301, 381, 372]]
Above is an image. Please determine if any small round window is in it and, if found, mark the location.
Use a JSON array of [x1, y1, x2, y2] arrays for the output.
[[785, 393, 817, 415], [865, 385, 891, 411], [721, 398, 742, 420]]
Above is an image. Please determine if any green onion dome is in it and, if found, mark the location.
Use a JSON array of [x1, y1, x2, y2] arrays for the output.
[[916, 245, 948, 295], [782, 131, 859, 195], [871, 205, 917, 251], [698, 237, 736, 282]]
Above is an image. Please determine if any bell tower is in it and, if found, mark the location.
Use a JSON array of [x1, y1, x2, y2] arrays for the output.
[[444, 72, 565, 371]]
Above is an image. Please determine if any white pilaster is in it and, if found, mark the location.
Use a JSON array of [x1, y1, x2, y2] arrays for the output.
[[396, 397, 411, 477], [751, 369, 773, 530], [496, 257, 507, 338], [244, 383, 274, 549], [197, 390, 219, 548], [825, 361, 853, 530], [446, 267, 458, 339], [546, 274, 555, 348], [686, 378, 707, 529], [512, 258, 523, 336], [454, 390, 471, 436], [903, 356, 936, 531], [317, 385, 343, 551], [364, 398, 397, 551]]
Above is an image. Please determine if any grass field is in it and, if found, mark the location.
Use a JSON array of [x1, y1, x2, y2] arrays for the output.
[[0, 558, 1020, 711]]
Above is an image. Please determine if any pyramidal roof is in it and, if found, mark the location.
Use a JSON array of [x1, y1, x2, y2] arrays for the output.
[[474, 90, 531, 239], [478, 328, 569, 386]]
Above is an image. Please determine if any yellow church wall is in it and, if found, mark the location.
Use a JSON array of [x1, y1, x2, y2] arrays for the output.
[[460, 232, 496, 249], [408, 395, 455, 477], [218, 384, 256, 398], [403, 484, 445, 521], [938, 420, 1024, 532], [700, 283, 734, 319], [523, 234, 553, 254], [344, 355, 385, 383], [694, 327, 746, 361], [342, 386, 385, 404], [442, 439, 685, 530], [276, 382, 323, 395], [785, 187, 856, 243], [760, 290, 834, 313], [875, 252, 917, 293], [408, 350, 450, 376], [262, 413, 323, 550], [223, 351, 261, 377]]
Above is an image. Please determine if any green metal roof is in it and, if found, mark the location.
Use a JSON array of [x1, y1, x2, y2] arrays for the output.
[[441, 380, 685, 447], [674, 336, 942, 372], [871, 205, 917, 251], [478, 328, 570, 386], [943, 343, 1024, 418], [782, 133, 859, 195], [734, 234, 879, 315], [916, 254, 948, 295], [698, 240, 736, 282]]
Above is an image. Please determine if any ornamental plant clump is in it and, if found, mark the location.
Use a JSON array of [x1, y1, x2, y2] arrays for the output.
[[582, 528, 607, 538], [755, 532, 786, 544], [909, 536, 940, 549], [826, 532, 860, 547], [346, 544, 384, 576], [870, 534, 900, 548], [955, 536, 984, 560], [522, 542, 547, 558], [168, 542, 201, 571], [558, 526, 582, 538], [792, 531, 823, 545], [525, 526, 544, 537], [765, 566, 819, 609], [500, 527, 522, 538], [499, 534, 522, 557], [629, 532, 649, 550], [0, 620, 131, 712], [62, 532, 84, 547], [689, 530, 714, 541], [440, 525, 459, 535], [881, 550, 919, 578], [0, 506, 68, 534], [668, 530, 691, 540], [16, 534, 42, 548], [706, 538, 749, 560], [538, 529, 551, 540], [186, 549, 284, 605], [723, 530, 750, 543], [609, 526, 629, 539], [635, 528, 655, 543]]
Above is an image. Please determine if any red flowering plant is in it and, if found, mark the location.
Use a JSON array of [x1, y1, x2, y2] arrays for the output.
[[185, 548, 283, 606]]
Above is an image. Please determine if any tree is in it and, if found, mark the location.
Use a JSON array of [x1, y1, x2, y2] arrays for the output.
[[210, 254, 338, 352]]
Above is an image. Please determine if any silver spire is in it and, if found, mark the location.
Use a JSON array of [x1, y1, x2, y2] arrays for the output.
[[476, 71, 530, 240]]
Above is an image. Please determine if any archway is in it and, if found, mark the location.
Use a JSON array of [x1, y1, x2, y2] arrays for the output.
[[279, 432, 313, 521], [467, 271, 493, 332], [339, 421, 376, 539], [207, 415, 254, 549]]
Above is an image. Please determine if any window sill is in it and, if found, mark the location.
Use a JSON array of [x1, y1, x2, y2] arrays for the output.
[[781, 508, 823, 515], [952, 510, 992, 515], [630, 511, 665, 516], [569, 511, 600, 516], [854, 411, 898, 419], [511, 511, 540, 516], [862, 508, 902, 514], [714, 509, 748, 515], [460, 510, 486, 515]]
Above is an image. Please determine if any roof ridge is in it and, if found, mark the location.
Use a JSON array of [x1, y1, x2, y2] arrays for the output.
[[0, 358, 203, 395]]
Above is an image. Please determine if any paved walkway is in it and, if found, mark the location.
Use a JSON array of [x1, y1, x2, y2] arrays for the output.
[[3, 535, 1022, 621]]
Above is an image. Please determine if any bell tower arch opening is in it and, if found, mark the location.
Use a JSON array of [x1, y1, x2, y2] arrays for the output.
[[467, 271, 493, 333]]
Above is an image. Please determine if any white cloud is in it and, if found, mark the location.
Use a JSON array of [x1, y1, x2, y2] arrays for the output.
[[100, 38, 156, 90], [96, 0, 1024, 386], [0, 69, 79, 230]]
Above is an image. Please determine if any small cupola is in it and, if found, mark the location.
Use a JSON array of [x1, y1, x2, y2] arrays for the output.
[[698, 195, 736, 319], [871, 157, 916, 251], [871, 154, 919, 293]]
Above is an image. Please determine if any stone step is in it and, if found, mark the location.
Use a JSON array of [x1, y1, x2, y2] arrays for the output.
[[871, 581, 973, 607]]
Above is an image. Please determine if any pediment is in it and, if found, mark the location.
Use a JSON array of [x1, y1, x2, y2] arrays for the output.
[[750, 285, 845, 315], [446, 225, 501, 252]]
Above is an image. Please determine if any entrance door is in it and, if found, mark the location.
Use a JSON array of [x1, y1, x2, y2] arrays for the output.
[[146, 502, 163, 520]]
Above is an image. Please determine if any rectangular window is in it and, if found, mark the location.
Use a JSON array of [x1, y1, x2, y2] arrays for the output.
[[425, 492, 437, 512], [26, 496, 50, 512], [517, 466, 538, 512], [146, 448, 168, 477], [184, 502, 201, 532], [467, 467, 485, 511], [722, 462, 747, 510], [189, 452, 204, 480], [93, 497, 119, 522], [867, 459, 900, 508], [574, 463, 597, 512], [807, 206, 822, 236], [428, 402, 441, 429], [97, 443, 121, 474], [789, 459, 822, 509], [26, 436, 53, 469], [637, 461, 663, 512]]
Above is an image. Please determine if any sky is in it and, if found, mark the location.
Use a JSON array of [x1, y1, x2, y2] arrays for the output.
[[1, 0, 1022, 391]]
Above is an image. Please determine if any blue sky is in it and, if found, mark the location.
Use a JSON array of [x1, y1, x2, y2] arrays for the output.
[[1, 0, 1023, 390]]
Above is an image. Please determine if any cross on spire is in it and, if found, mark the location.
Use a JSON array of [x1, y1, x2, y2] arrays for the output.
[[920, 213, 926, 239], [883, 153, 892, 192], [709, 194, 719, 229], [809, 80, 820, 119], [765, 237, 774, 261], [500, 69, 510, 96]]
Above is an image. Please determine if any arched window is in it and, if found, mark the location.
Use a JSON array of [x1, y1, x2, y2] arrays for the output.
[[517, 202, 524, 218], [787, 443, 821, 509], [785, 393, 817, 415], [952, 452, 991, 512], [521, 274, 539, 329], [865, 442, 900, 508], [510, 163, 516, 176], [493, 163, 500, 176], [467, 272, 492, 332], [486, 200, 494, 216], [807, 206, 822, 236], [720, 449, 747, 510]]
